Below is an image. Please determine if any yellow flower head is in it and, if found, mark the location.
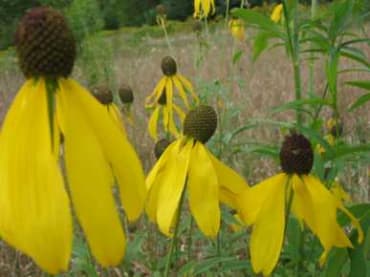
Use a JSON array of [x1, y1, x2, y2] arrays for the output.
[[229, 18, 246, 42], [0, 7, 146, 274], [270, 3, 283, 23], [237, 133, 363, 276], [193, 0, 216, 19], [146, 105, 249, 237], [146, 56, 199, 141]]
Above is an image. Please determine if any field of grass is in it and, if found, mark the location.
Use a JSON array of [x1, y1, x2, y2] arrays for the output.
[[0, 11, 369, 276]]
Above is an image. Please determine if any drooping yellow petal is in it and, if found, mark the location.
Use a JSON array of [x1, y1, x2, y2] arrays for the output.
[[57, 81, 125, 266], [249, 176, 286, 276], [187, 142, 220, 237], [148, 106, 160, 141], [0, 79, 72, 274], [156, 139, 192, 236], [292, 175, 354, 265], [271, 4, 283, 23], [173, 75, 190, 109], [145, 77, 167, 107], [146, 140, 179, 221], [237, 173, 286, 225], [58, 79, 146, 222], [177, 74, 199, 104], [108, 103, 127, 137], [207, 150, 249, 209], [173, 103, 186, 121]]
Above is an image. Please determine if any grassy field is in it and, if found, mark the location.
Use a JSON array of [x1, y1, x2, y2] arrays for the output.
[[0, 17, 369, 276]]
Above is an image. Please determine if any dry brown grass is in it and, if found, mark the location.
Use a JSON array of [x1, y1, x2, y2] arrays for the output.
[[0, 21, 369, 276]]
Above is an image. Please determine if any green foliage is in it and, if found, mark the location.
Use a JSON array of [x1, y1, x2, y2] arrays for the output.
[[65, 0, 104, 41]]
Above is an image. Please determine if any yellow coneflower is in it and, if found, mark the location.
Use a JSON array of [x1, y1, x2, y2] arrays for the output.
[[229, 18, 246, 42], [0, 7, 146, 274], [146, 106, 249, 237], [194, 0, 216, 19], [146, 56, 199, 140], [270, 3, 283, 23], [237, 132, 363, 276]]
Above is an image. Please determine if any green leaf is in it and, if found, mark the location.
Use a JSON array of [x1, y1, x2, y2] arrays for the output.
[[232, 50, 243, 64], [323, 248, 348, 277], [233, 8, 283, 38], [271, 97, 330, 114], [340, 47, 370, 68], [349, 93, 370, 111], [347, 80, 370, 91], [253, 32, 269, 61]]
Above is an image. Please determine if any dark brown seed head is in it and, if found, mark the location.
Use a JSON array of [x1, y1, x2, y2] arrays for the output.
[[92, 85, 113, 105], [118, 84, 134, 104], [183, 105, 217, 144], [154, 138, 171, 159], [15, 7, 76, 78], [280, 133, 314, 175], [161, 56, 177, 76]]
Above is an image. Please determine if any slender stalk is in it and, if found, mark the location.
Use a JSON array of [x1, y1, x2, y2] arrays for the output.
[[187, 217, 194, 261], [308, 0, 318, 96], [164, 188, 186, 277], [159, 18, 174, 56], [282, 0, 303, 128], [225, 0, 230, 25]]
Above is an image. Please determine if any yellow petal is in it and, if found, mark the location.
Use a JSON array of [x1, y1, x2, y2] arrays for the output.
[[108, 103, 127, 137], [173, 75, 190, 109], [237, 173, 286, 225], [146, 140, 178, 221], [271, 4, 283, 23], [293, 175, 354, 265], [145, 77, 167, 107], [250, 175, 286, 276], [148, 106, 160, 141], [58, 79, 146, 222], [177, 74, 199, 104], [57, 81, 125, 266], [207, 150, 249, 209], [173, 103, 186, 121], [187, 143, 220, 237], [0, 79, 72, 274], [156, 139, 192, 236]]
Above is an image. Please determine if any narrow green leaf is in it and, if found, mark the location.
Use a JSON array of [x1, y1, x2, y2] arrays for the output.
[[349, 93, 370, 111], [253, 32, 269, 61], [347, 80, 370, 91], [272, 97, 330, 114], [232, 50, 243, 64]]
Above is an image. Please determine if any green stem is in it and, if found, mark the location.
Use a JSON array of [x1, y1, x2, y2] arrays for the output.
[[187, 217, 194, 261], [282, 0, 302, 128], [160, 19, 174, 56], [164, 187, 186, 276], [225, 0, 230, 25]]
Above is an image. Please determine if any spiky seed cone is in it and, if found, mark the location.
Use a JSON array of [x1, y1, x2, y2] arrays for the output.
[[183, 105, 217, 144], [119, 84, 134, 104], [280, 133, 314, 175], [158, 89, 167, 105], [161, 56, 177, 76], [92, 86, 113, 105], [15, 7, 76, 78], [154, 138, 171, 159]]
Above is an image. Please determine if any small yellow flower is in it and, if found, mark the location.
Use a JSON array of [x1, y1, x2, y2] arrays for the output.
[[229, 18, 246, 42], [270, 3, 283, 23], [193, 0, 215, 19], [146, 56, 199, 140], [0, 7, 146, 274], [146, 106, 249, 237], [316, 134, 335, 154], [237, 133, 363, 276]]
